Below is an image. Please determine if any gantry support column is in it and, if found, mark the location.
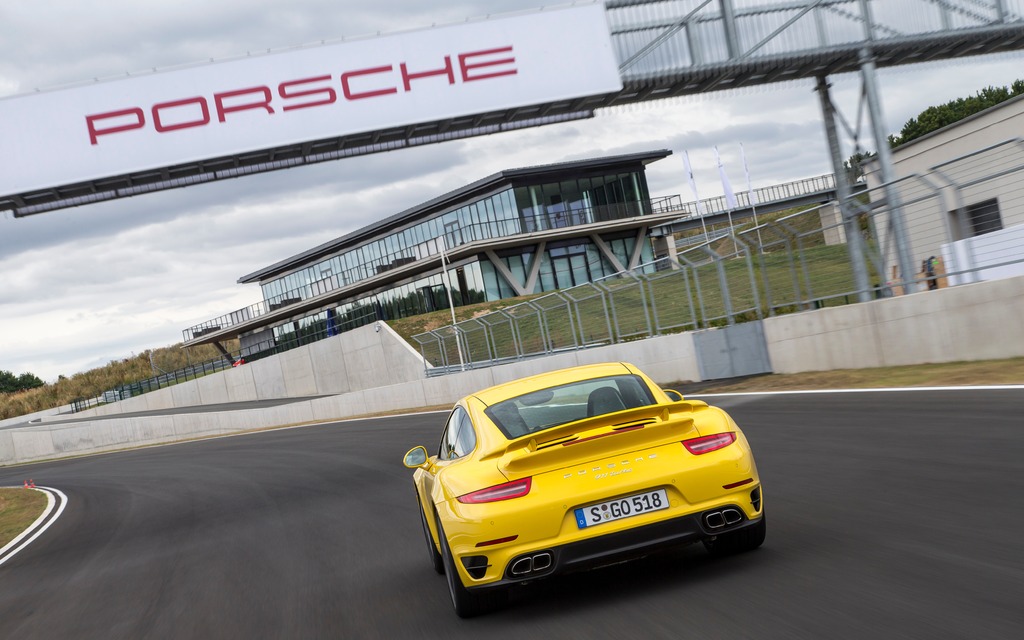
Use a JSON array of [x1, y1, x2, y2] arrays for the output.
[[856, 0, 916, 291], [718, 0, 740, 58], [859, 48, 917, 291], [816, 76, 872, 303]]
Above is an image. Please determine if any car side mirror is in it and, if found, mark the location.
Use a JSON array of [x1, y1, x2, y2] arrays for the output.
[[403, 446, 429, 469], [663, 388, 684, 402]]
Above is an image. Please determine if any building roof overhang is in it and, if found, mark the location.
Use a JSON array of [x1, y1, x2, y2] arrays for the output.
[[236, 149, 672, 284]]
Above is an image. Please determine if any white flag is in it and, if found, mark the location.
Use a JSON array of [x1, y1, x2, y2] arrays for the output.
[[740, 142, 758, 206], [682, 150, 706, 216], [715, 146, 738, 210]]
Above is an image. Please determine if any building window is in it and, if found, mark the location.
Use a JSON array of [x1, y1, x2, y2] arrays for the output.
[[966, 198, 1002, 237]]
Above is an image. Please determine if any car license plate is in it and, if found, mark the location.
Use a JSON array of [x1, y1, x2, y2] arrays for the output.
[[574, 488, 669, 529]]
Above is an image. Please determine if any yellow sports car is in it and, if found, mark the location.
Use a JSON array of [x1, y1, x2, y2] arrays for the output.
[[403, 362, 765, 617]]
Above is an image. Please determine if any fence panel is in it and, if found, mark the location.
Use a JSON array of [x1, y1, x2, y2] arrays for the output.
[[597, 273, 652, 341], [530, 293, 579, 352], [507, 303, 549, 359], [642, 262, 699, 333], [477, 312, 521, 363], [560, 283, 613, 347], [455, 318, 492, 367]]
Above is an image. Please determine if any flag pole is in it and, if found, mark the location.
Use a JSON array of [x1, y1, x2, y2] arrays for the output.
[[683, 150, 709, 242], [440, 235, 465, 371], [740, 143, 764, 253], [714, 146, 738, 254]]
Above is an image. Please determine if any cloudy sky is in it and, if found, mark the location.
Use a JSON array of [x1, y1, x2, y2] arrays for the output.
[[2, 0, 1022, 382]]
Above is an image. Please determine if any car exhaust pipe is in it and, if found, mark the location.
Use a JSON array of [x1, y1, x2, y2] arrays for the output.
[[704, 508, 745, 530], [532, 552, 552, 571], [510, 557, 533, 576], [509, 551, 553, 577], [705, 511, 726, 529]]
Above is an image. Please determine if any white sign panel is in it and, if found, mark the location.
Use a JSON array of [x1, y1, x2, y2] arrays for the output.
[[0, 3, 621, 196]]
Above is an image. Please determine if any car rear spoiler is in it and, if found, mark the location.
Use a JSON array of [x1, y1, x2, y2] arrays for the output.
[[491, 400, 709, 478]]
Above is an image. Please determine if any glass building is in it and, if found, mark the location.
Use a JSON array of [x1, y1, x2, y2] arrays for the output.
[[183, 150, 676, 356]]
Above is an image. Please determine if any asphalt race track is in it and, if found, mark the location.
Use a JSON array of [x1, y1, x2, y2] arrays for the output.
[[1, 389, 1021, 639]]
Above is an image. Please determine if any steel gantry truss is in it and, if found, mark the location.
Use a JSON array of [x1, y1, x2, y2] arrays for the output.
[[607, 0, 1024, 293], [4, 0, 1024, 223]]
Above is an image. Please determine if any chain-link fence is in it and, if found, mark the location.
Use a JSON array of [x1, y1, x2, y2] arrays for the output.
[[414, 139, 1024, 375], [72, 139, 1024, 402]]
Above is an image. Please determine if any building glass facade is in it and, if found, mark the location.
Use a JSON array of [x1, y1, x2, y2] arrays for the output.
[[257, 171, 651, 312], [254, 172, 655, 350], [183, 151, 671, 354]]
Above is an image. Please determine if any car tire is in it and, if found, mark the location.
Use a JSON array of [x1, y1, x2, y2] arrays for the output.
[[418, 500, 444, 575], [703, 512, 766, 557], [435, 515, 506, 618]]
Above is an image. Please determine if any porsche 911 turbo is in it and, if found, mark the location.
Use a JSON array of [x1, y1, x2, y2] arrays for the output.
[[403, 362, 765, 617]]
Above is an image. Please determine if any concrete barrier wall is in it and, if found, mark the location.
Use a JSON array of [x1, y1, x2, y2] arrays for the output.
[[764, 273, 1024, 372], [0, 403, 71, 428], [307, 338, 350, 396], [62, 321, 425, 423], [0, 331, 701, 465], [5, 275, 1022, 466]]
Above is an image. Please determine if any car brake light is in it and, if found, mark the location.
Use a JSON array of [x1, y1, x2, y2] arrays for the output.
[[457, 477, 532, 504], [683, 432, 737, 454]]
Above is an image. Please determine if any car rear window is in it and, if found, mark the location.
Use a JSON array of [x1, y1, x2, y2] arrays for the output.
[[483, 374, 656, 439]]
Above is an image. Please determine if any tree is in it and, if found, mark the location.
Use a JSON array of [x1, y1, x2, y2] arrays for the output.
[[843, 150, 876, 183], [0, 369, 46, 393], [891, 80, 1024, 146], [17, 372, 44, 391], [0, 370, 16, 393], [852, 81, 1024, 174]]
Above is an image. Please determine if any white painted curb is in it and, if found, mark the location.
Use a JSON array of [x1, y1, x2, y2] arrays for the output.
[[0, 486, 68, 567]]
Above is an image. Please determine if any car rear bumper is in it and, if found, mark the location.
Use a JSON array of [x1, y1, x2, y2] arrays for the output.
[[468, 504, 763, 591]]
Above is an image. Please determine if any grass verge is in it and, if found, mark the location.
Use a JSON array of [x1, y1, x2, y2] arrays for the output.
[[0, 487, 47, 549]]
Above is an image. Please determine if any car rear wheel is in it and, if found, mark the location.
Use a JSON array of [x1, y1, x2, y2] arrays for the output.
[[418, 500, 444, 575], [435, 515, 506, 618], [704, 512, 766, 557]]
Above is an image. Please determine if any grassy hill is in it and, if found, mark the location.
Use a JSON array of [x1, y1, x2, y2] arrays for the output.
[[0, 341, 237, 421]]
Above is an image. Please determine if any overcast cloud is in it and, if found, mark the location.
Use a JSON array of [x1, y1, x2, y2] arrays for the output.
[[1, 1, 1022, 382]]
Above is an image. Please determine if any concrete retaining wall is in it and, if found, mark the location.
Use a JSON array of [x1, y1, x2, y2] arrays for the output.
[[0, 403, 72, 428], [4, 275, 1022, 466], [60, 321, 425, 423], [1, 331, 701, 465], [764, 273, 1024, 372]]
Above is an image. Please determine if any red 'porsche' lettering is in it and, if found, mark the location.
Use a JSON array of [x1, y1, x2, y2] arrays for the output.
[[340, 66, 397, 101], [152, 97, 210, 132], [86, 108, 145, 145], [84, 46, 519, 144], [214, 86, 274, 122], [458, 47, 517, 82], [278, 76, 337, 111], [399, 56, 454, 92]]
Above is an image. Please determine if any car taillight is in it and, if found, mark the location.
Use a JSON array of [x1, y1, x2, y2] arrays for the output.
[[457, 477, 532, 504], [683, 432, 736, 454]]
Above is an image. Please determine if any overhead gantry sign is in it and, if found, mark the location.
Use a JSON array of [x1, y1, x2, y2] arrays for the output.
[[4, 0, 1024, 217], [0, 3, 621, 217]]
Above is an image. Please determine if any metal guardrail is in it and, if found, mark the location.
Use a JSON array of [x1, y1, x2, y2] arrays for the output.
[[413, 141, 1024, 375]]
